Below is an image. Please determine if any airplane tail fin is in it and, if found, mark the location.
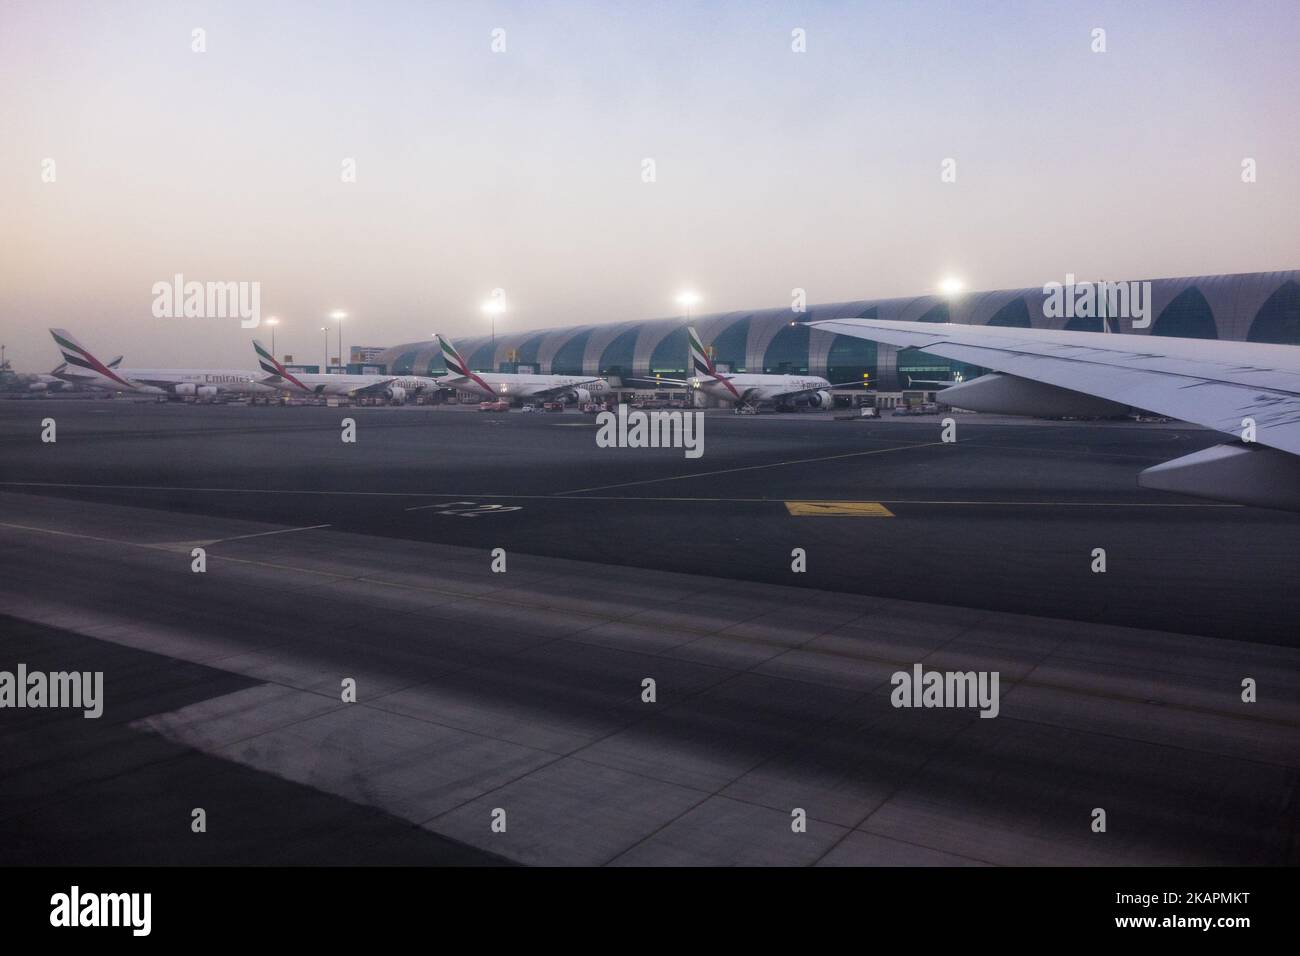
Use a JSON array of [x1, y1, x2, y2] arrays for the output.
[[435, 334, 496, 397], [436, 334, 472, 378], [49, 328, 129, 385], [253, 339, 308, 391], [50, 328, 93, 369], [687, 326, 716, 379], [253, 339, 284, 376]]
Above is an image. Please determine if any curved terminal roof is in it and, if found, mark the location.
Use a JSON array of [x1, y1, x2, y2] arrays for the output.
[[374, 270, 1300, 389]]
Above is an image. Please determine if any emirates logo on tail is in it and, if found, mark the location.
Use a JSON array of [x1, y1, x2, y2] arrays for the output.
[[252, 340, 308, 391], [437, 335, 469, 376], [688, 327, 714, 378], [48, 329, 131, 388], [436, 335, 495, 396]]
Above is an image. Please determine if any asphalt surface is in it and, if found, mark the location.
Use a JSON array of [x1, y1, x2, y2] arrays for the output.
[[0, 616, 511, 865], [2, 489, 1295, 866], [2, 400, 1296, 644]]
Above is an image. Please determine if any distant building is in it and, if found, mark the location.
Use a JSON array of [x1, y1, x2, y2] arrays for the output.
[[373, 270, 1300, 390]]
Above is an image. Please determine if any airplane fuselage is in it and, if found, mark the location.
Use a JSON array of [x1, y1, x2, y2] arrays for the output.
[[60, 367, 276, 397], [695, 374, 832, 405], [453, 373, 611, 401], [267, 372, 398, 397], [388, 375, 445, 394]]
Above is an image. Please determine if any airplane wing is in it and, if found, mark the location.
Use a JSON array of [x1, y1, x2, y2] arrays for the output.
[[343, 377, 399, 398], [132, 378, 190, 389], [810, 320, 1300, 454], [436, 373, 496, 397], [527, 378, 607, 399], [628, 376, 691, 387], [906, 377, 953, 388], [766, 380, 866, 401], [808, 319, 1300, 510]]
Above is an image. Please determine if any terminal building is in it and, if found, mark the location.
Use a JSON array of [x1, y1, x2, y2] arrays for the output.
[[373, 270, 1300, 400]]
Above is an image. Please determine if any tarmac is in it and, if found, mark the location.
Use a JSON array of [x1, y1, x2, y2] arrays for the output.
[[0, 400, 1296, 864]]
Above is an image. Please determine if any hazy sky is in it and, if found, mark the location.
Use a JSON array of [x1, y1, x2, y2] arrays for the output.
[[2, 0, 1298, 368]]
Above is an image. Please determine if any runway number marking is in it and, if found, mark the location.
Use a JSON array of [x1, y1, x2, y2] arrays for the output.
[[407, 500, 523, 517], [784, 500, 894, 517]]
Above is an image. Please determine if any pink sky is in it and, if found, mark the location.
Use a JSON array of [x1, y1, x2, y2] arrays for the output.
[[2, 0, 1297, 368]]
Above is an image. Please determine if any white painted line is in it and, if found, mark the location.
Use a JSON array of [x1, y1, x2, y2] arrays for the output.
[[551, 441, 947, 495], [208, 523, 331, 544]]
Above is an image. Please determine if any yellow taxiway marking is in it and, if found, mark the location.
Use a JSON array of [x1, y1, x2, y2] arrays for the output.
[[785, 500, 895, 517]]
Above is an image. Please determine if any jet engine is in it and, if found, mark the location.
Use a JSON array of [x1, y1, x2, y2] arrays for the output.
[[28, 382, 48, 392], [936, 373, 1129, 418], [172, 383, 219, 401], [385, 385, 407, 405], [565, 388, 592, 404], [805, 390, 832, 408], [1139, 442, 1300, 511]]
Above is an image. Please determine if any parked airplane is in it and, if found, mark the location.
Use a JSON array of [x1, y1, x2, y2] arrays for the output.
[[386, 374, 448, 400], [252, 341, 407, 402], [636, 326, 861, 410], [808, 317, 1300, 511], [435, 334, 610, 403], [1, 356, 118, 393], [49, 329, 275, 401]]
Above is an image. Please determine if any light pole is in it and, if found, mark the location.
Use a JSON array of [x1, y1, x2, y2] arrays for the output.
[[676, 290, 701, 405], [265, 317, 279, 357], [676, 290, 700, 324], [320, 326, 328, 372], [330, 311, 347, 372], [481, 297, 505, 370]]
